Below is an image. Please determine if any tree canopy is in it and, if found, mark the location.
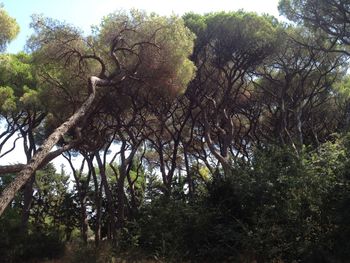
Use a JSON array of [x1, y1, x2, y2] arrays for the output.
[[1, 4, 350, 262], [0, 4, 19, 52], [279, 0, 350, 55]]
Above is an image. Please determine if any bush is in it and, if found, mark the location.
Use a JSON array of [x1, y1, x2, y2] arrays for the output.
[[17, 231, 65, 261], [0, 208, 65, 263], [68, 241, 115, 263], [130, 143, 350, 262], [0, 229, 65, 262]]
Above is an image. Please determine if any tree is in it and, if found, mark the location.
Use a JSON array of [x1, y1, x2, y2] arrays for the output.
[[0, 11, 195, 216], [279, 0, 350, 55], [62, 152, 91, 243], [0, 4, 19, 52], [184, 12, 280, 175], [0, 53, 49, 232], [255, 27, 346, 151]]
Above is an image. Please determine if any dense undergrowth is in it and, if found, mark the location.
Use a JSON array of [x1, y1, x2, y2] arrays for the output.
[[1, 135, 350, 263]]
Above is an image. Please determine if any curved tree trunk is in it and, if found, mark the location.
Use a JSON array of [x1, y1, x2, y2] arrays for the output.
[[0, 76, 108, 216]]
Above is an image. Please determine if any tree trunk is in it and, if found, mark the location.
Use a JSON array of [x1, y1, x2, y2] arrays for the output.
[[85, 153, 102, 247], [0, 143, 78, 176], [80, 198, 88, 243], [183, 147, 194, 199], [94, 181, 103, 246], [20, 126, 36, 233], [0, 76, 107, 216], [295, 104, 304, 152], [21, 175, 34, 232], [95, 153, 117, 241], [64, 153, 89, 243], [116, 167, 126, 228]]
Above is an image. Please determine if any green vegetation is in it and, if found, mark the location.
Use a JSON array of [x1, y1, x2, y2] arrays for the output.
[[0, 4, 19, 52], [1, 1, 350, 262]]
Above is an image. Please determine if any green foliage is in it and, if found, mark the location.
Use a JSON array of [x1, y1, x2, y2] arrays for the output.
[[137, 197, 200, 261], [306, 134, 350, 261], [0, 85, 16, 112], [0, 53, 42, 116], [14, 231, 65, 262], [2, 5, 350, 263], [184, 11, 281, 68], [0, 166, 74, 262], [19, 86, 41, 109], [0, 206, 65, 262], [0, 4, 19, 52], [278, 0, 350, 55], [32, 164, 79, 238], [119, 139, 350, 262], [96, 10, 196, 96], [26, 10, 196, 143], [0, 53, 35, 90]]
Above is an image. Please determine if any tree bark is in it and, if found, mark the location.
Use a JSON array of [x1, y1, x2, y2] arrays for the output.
[[95, 153, 117, 241], [84, 153, 102, 246], [203, 111, 231, 176], [63, 152, 89, 243], [0, 76, 108, 216], [183, 146, 194, 199], [20, 125, 36, 233], [0, 142, 78, 176], [21, 175, 34, 232]]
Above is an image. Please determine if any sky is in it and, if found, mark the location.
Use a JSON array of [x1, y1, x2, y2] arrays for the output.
[[3, 0, 282, 54], [1, 0, 282, 169]]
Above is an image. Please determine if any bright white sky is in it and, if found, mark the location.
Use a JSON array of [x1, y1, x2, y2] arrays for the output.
[[0, 0, 282, 169], [3, 0, 282, 53]]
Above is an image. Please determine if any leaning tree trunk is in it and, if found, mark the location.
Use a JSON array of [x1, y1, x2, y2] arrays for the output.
[[0, 143, 78, 176], [0, 76, 108, 216]]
